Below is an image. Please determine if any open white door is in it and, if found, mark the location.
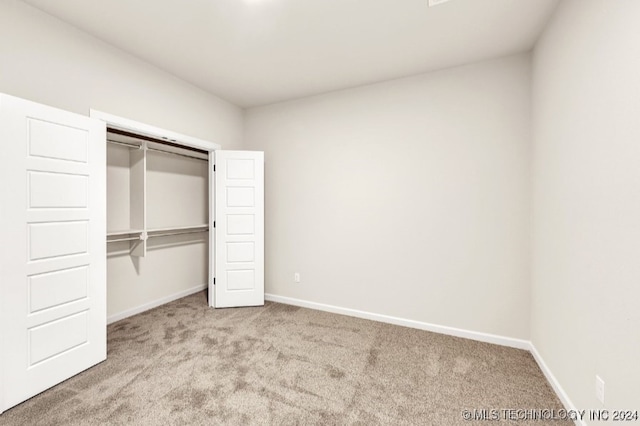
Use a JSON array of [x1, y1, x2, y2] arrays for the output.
[[0, 95, 106, 413], [213, 151, 264, 308]]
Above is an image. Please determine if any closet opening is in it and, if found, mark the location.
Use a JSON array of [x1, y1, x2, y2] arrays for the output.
[[94, 108, 263, 318], [105, 124, 212, 322]]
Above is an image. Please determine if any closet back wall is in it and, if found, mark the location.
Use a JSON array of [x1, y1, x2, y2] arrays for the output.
[[244, 54, 532, 340], [0, 0, 242, 319], [107, 145, 209, 318]]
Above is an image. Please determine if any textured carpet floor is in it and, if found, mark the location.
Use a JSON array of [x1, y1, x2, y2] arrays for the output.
[[1, 292, 569, 425]]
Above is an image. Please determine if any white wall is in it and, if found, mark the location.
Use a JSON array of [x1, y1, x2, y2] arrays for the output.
[[245, 54, 532, 340], [0, 0, 243, 319], [531, 0, 640, 413]]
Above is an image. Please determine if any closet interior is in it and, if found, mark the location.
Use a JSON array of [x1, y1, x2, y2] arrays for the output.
[[106, 128, 210, 320]]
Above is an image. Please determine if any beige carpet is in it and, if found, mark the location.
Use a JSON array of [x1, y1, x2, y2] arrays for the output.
[[1, 292, 569, 425]]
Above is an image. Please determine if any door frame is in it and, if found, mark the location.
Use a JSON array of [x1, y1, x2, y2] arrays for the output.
[[90, 110, 221, 308]]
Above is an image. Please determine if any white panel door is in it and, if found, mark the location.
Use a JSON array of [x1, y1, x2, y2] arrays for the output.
[[213, 151, 264, 308], [0, 94, 106, 413]]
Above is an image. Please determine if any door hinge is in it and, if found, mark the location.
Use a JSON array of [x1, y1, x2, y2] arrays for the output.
[[213, 278, 216, 285], [213, 221, 216, 228], [213, 164, 216, 172]]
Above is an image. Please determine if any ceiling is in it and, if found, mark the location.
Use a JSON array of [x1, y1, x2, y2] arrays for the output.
[[22, 0, 559, 107]]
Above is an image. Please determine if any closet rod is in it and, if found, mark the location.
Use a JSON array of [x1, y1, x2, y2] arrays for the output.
[[107, 236, 141, 243], [106, 139, 207, 161], [147, 146, 208, 162], [147, 229, 208, 239], [107, 139, 140, 149]]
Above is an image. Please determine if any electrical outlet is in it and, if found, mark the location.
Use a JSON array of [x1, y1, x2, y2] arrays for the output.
[[595, 375, 605, 404], [294, 272, 300, 283]]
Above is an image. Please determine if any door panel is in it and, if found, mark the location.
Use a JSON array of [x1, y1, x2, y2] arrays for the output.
[[214, 151, 264, 308], [29, 311, 89, 366], [28, 266, 89, 313], [27, 118, 89, 163], [28, 171, 89, 208], [28, 221, 89, 260], [0, 94, 106, 413]]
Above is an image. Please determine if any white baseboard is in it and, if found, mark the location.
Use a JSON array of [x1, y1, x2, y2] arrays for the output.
[[107, 283, 207, 325], [264, 293, 530, 350], [529, 343, 584, 426]]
